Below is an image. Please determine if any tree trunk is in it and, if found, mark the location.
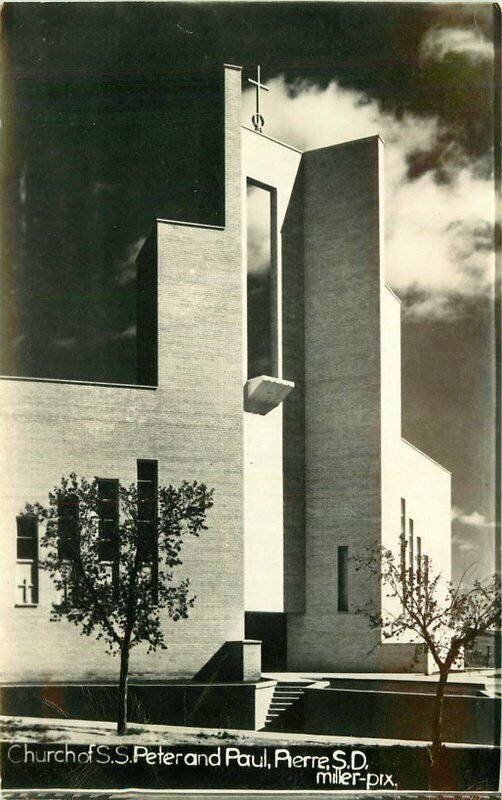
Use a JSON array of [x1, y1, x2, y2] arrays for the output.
[[117, 636, 131, 735], [429, 668, 449, 789]]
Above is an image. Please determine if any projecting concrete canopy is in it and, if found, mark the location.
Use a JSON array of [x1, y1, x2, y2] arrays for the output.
[[244, 375, 295, 415]]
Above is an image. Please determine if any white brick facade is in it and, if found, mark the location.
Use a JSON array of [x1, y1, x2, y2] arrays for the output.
[[0, 64, 451, 683]]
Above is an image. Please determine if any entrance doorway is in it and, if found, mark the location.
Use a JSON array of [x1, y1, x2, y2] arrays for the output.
[[245, 611, 287, 671]]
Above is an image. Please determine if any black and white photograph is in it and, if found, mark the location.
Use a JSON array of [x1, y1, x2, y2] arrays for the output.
[[0, 1, 500, 795]]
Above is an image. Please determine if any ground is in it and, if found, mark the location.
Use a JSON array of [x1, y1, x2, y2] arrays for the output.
[[1, 712, 499, 792], [0, 712, 498, 749]]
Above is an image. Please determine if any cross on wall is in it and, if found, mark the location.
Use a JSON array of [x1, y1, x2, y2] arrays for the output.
[[17, 577, 34, 604], [248, 65, 269, 133]]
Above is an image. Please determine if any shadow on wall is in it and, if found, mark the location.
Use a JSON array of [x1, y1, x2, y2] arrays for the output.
[[0, 683, 258, 731], [299, 686, 500, 746]]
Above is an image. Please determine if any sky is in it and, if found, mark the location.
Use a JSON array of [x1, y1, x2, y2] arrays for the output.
[[0, 1, 498, 582]]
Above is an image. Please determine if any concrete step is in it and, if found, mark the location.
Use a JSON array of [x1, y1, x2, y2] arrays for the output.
[[276, 681, 311, 686], [274, 687, 306, 692], [262, 682, 310, 731], [275, 682, 308, 688]]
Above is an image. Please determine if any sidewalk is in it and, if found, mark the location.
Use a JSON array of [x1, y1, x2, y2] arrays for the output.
[[0, 715, 498, 749], [263, 668, 501, 696]]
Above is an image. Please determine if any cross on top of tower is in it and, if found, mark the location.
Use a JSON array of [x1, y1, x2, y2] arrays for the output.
[[248, 65, 269, 133]]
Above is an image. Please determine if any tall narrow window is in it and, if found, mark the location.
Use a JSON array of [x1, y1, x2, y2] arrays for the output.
[[416, 536, 422, 596], [247, 182, 275, 379], [424, 555, 430, 592], [408, 518, 414, 592], [400, 498, 407, 590], [137, 460, 158, 600], [58, 493, 79, 561], [337, 545, 349, 612], [16, 515, 39, 605], [17, 514, 38, 560], [97, 479, 119, 562]]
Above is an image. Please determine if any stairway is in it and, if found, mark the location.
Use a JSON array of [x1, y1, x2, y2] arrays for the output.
[[262, 680, 313, 731]]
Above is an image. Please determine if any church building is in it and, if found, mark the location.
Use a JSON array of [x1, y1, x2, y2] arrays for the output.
[[0, 65, 451, 694]]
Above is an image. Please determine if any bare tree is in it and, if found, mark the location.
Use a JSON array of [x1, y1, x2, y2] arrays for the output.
[[353, 544, 500, 787], [23, 473, 214, 735]]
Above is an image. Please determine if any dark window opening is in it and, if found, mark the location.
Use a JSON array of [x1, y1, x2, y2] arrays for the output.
[[400, 498, 407, 600], [137, 460, 158, 601], [16, 515, 39, 605], [97, 479, 119, 562], [400, 498, 406, 538], [408, 518, 414, 591], [58, 493, 79, 561], [417, 535, 422, 594], [17, 514, 38, 560], [338, 545, 349, 612], [424, 554, 430, 591], [247, 182, 276, 379]]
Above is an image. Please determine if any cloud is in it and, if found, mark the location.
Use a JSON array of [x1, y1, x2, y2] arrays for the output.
[[243, 76, 438, 157], [419, 27, 493, 64], [12, 333, 27, 350], [247, 184, 271, 276], [51, 336, 77, 351], [112, 324, 136, 340], [19, 162, 27, 205], [452, 507, 495, 528], [385, 168, 494, 317], [115, 237, 146, 285], [452, 537, 477, 553], [87, 181, 120, 197], [243, 76, 495, 318], [91, 324, 137, 345]]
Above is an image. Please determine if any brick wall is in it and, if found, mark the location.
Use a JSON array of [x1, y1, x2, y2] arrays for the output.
[[287, 137, 384, 670], [0, 65, 244, 683]]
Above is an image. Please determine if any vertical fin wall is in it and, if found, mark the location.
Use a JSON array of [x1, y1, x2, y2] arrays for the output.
[[136, 231, 158, 386], [153, 64, 245, 674], [282, 163, 306, 613], [287, 136, 384, 670], [242, 130, 302, 613]]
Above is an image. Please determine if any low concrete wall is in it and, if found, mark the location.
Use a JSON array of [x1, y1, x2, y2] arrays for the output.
[[327, 677, 484, 696], [303, 686, 500, 745], [0, 681, 274, 731], [194, 640, 262, 682], [254, 681, 276, 730], [377, 642, 434, 674]]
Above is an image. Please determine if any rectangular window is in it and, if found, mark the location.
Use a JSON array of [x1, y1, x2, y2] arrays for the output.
[[408, 519, 414, 591], [137, 460, 158, 601], [400, 498, 407, 593], [137, 460, 157, 560], [400, 498, 406, 538], [247, 181, 278, 379], [17, 514, 38, 560], [97, 479, 119, 562], [424, 555, 430, 591], [58, 493, 79, 561], [16, 515, 39, 605], [416, 535, 422, 596], [337, 545, 349, 612]]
